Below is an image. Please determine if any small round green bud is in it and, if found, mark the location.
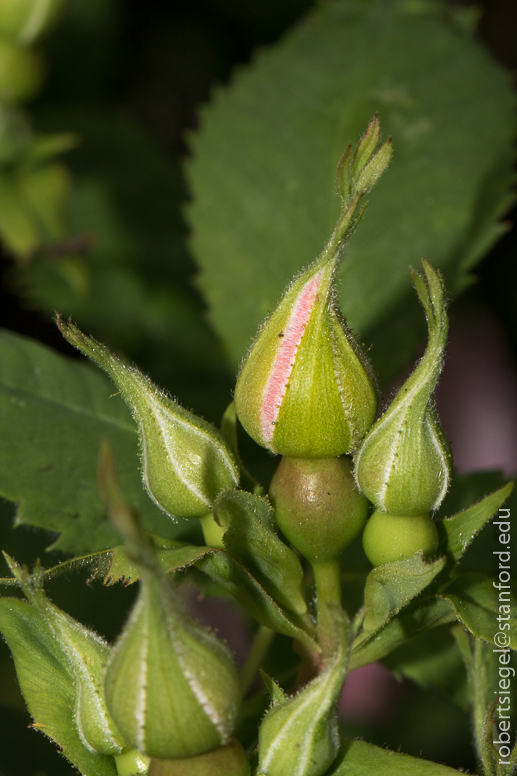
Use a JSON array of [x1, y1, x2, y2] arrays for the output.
[[355, 260, 451, 516], [104, 573, 240, 760], [0, 40, 42, 102], [58, 319, 240, 520], [269, 456, 369, 563], [362, 511, 439, 566]]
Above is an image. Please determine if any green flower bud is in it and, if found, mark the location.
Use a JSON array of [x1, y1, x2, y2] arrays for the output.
[[235, 117, 393, 458], [5, 556, 126, 756], [58, 318, 239, 520], [354, 260, 451, 516], [269, 456, 368, 564], [0, 0, 65, 43], [362, 511, 439, 566], [258, 612, 347, 776], [104, 571, 240, 759], [148, 739, 250, 776]]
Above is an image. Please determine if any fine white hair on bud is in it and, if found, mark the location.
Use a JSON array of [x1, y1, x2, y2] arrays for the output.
[[354, 259, 451, 517], [57, 318, 240, 520]]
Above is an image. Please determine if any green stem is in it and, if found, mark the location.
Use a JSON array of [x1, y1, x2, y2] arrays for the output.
[[239, 624, 275, 699], [312, 558, 342, 659], [472, 639, 496, 776], [199, 512, 225, 548]]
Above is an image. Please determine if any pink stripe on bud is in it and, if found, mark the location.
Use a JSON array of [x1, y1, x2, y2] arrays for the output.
[[261, 271, 324, 443]]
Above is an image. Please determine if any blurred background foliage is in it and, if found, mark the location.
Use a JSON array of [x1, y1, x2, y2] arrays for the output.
[[0, 0, 516, 774]]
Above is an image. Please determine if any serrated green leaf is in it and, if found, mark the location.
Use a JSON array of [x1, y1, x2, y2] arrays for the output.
[[330, 739, 465, 774], [441, 573, 517, 649], [0, 330, 188, 553], [215, 489, 307, 615], [0, 598, 117, 776], [361, 552, 446, 635], [350, 595, 456, 669], [439, 482, 513, 563], [187, 0, 515, 385]]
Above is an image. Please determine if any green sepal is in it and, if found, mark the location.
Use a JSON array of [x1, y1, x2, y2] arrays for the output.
[[104, 569, 240, 759], [355, 260, 451, 516], [257, 610, 349, 776], [0, 597, 117, 776], [4, 554, 126, 756], [360, 552, 446, 635], [214, 488, 307, 615], [330, 739, 466, 774], [58, 318, 239, 519], [259, 669, 287, 706], [439, 482, 513, 563]]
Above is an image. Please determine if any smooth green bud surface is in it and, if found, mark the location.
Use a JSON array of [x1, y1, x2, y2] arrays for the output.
[[269, 456, 368, 563], [362, 511, 439, 566], [105, 573, 240, 759], [58, 319, 239, 519], [5, 558, 126, 755], [0, 0, 65, 43], [258, 612, 347, 776], [355, 260, 451, 516], [0, 40, 42, 102], [235, 118, 393, 459], [148, 739, 250, 776]]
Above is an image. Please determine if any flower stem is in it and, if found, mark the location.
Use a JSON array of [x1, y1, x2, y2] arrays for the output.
[[199, 512, 225, 548], [239, 624, 275, 699], [312, 558, 342, 659]]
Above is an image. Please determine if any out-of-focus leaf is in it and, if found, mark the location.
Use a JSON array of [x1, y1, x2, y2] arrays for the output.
[[361, 553, 446, 635], [331, 739, 466, 774], [14, 112, 231, 417], [215, 489, 307, 614], [441, 573, 517, 649], [383, 626, 469, 710], [0, 598, 117, 776], [187, 0, 516, 384], [0, 330, 188, 553]]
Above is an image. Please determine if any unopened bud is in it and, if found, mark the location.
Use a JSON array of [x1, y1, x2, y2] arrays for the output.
[[362, 511, 439, 566], [258, 611, 347, 776], [104, 571, 240, 759], [354, 260, 451, 516], [58, 318, 239, 520], [234, 118, 394, 459]]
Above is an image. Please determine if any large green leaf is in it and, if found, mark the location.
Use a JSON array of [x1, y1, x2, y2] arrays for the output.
[[0, 598, 117, 776], [331, 739, 465, 774], [187, 0, 515, 383], [0, 330, 188, 553]]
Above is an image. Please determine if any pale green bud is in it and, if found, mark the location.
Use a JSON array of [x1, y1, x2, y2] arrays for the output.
[[234, 118, 393, 459], [362, 511, 439, 566], [5, 555, 126, 756], [354, 260, 451, 516], [104, 571, 240, 759], [257, 611, 347, 776], [58, 318, 239, 520]]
